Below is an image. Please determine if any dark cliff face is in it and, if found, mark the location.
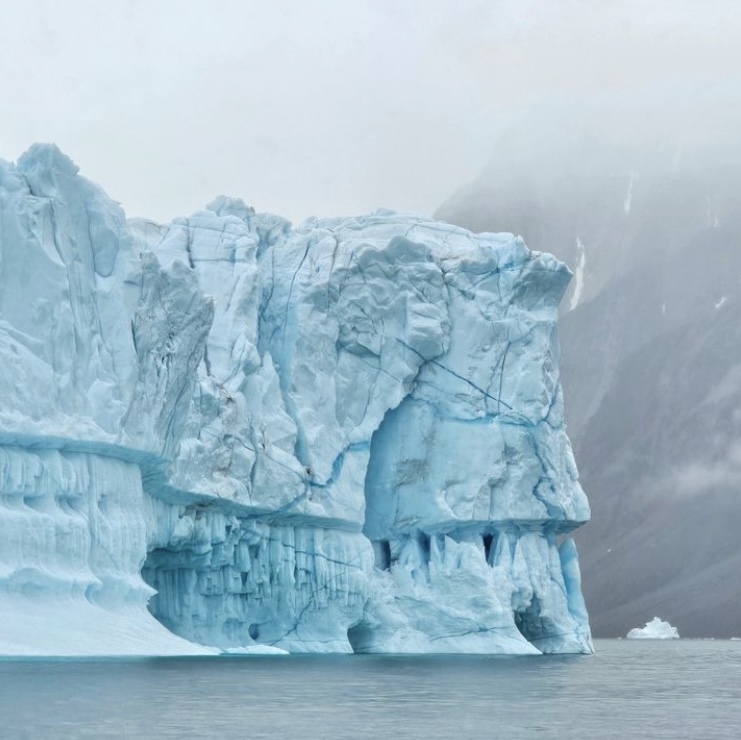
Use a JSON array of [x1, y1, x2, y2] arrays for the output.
[[438, 150, 741, 637]]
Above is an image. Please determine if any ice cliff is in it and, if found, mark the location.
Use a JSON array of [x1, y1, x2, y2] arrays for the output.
[[0, 144, 591, 655]]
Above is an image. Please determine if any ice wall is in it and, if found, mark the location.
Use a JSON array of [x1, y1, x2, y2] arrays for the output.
[[0, 145, 591, 655]]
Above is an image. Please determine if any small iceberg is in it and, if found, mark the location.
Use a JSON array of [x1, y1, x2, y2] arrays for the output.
[[626, 617, 680, 640]]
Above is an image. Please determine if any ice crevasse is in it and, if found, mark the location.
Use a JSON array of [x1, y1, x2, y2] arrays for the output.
[[0, 144, 592, 655]]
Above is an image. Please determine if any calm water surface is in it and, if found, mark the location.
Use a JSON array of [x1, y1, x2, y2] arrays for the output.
[[0, 640, 739, 739]]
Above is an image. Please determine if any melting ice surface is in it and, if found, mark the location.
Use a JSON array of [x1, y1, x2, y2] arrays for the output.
[[0, 144, 592, 656]]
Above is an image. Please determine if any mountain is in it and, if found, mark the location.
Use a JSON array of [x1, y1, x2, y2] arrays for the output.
[[438, 140, 741, 637]]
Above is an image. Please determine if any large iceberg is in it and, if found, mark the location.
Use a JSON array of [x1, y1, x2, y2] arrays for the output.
[[0, 144, 592, 655]]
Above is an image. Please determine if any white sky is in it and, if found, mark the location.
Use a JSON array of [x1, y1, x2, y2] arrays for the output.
[[1, 0, 739, 223]]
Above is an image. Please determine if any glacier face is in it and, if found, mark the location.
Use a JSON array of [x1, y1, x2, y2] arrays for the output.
[[0, 144, 591, 655]]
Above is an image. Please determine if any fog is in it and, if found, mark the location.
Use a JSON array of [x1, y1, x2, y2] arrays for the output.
[[2, 0, 739, 223]]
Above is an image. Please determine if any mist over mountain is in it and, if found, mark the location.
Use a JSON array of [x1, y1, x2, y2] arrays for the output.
[[437, 95, 741, 637]]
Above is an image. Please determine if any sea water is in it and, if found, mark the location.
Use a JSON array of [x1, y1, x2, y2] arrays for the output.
[[0, 640, 739, 739]]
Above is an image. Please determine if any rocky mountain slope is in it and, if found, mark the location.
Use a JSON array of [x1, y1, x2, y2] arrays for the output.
[[439, 142, 741, 637]]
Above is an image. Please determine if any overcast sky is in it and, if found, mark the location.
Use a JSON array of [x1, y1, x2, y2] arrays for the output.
[[2, 0, 739, 223]]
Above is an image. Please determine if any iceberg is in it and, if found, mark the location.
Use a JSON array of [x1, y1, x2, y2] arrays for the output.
[[627, 618, 680, 640], [0, 144, 592, 655]]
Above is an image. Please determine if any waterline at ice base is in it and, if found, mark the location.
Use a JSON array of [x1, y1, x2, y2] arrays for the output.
[[0, 144, 592, 656]]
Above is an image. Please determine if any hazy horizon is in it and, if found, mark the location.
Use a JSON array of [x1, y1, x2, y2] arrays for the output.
[[2, 0, 740, 224]]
